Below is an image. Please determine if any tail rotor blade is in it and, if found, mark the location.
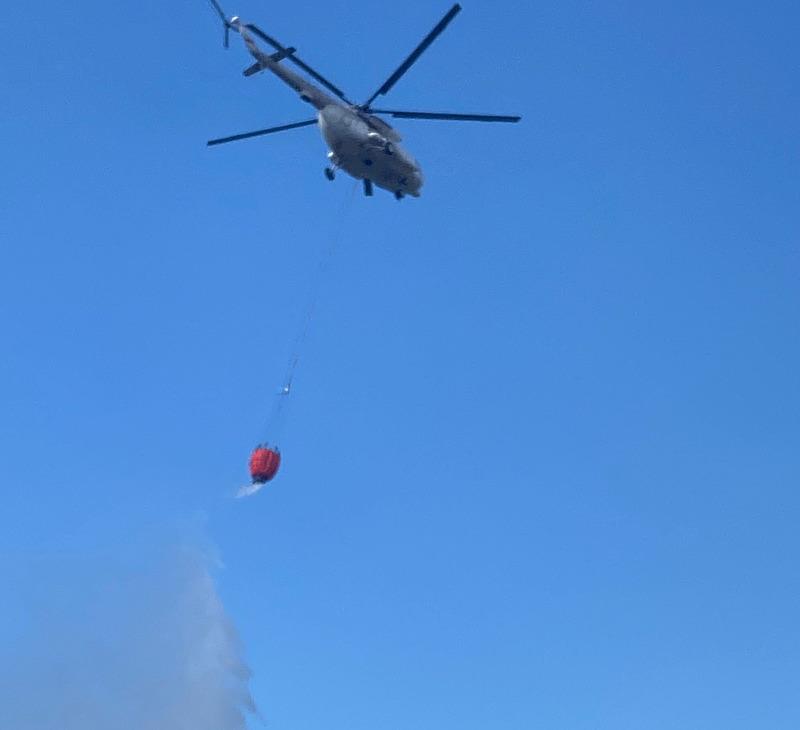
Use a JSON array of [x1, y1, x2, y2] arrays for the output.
[[208, 0, 227, 24], [208, 0, 234, 48]]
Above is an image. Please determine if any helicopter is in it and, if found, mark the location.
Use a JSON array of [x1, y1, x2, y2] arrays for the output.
[[206, 2, 521, 199]]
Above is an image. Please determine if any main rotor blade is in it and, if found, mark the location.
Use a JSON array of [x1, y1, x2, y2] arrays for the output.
[[244, 23, 352, 103], [207, 119, 317, 147], [363, 3, 462, 109], [371, 110, 522, 123]]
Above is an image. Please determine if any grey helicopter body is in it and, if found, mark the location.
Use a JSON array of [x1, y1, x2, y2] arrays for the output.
[[208, 4, 520, 199]]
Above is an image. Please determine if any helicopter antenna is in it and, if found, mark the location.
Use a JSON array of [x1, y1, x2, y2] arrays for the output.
[[208, 0, 237, 48]]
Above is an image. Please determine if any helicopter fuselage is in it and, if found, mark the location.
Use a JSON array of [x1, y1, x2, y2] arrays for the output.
[[317, 105, 423, 197]]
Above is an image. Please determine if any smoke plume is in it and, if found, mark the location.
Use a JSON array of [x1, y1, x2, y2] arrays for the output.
[[0, 543, 260, 729]]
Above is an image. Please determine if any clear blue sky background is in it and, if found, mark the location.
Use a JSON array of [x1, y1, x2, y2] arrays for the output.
[[1, 0, 799, 727]]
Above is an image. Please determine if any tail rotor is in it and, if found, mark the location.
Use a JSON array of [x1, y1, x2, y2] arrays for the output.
[[208, 0, 237, 48]]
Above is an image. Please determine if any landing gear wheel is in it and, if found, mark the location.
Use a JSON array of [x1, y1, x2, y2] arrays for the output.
[[324, 167, 336, 181], [394, 191, 405, 201]]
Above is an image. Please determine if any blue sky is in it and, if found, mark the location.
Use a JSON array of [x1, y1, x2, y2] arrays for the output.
[[1, 0, 799, 727]]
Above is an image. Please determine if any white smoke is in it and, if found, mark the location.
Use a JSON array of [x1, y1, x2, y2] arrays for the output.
[[0, 544, 260, 730]]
